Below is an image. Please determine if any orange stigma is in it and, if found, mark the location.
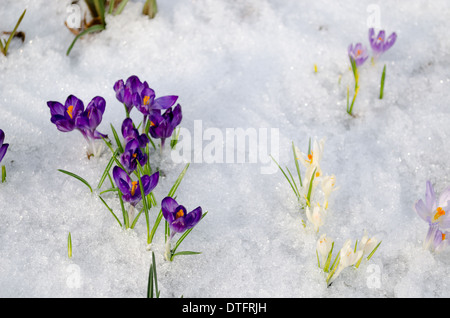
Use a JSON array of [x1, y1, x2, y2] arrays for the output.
[[433, 207, 446, 222], [67, 105, 74, 119], [150, 121, 155, 127], [176, 209, 184, 219], [442, 233, 447, 241], [130, 181, 138, 196], [356, 49, 362, 56], [143, 95, 150, 105]]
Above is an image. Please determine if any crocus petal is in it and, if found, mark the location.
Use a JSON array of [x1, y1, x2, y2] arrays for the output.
[[384, 32, 397, 51], [141, 171, 159, 196], [65, 95, 84, 118], [184, 206, 202, 229], [50, 116, 76, 132], [153, 95, 178, 110], [0, 129, 4, 145], [0, 143, 9, 163], [47, 101, 66, 117], [425, 181, 437, 211], [414, 199, 431, 222], [162, 197, 179, 223], [113, 166, 131, 194]]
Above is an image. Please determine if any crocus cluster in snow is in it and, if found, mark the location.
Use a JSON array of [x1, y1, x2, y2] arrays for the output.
[[294, 138, 338, 232], [45, 74, 203, 262]]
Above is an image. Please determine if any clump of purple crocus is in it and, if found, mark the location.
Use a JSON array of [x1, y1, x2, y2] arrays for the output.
[[47, 95, 108, 158], [414, 180, 450, 252], [0, 129, 9, 183], [368, 28, 397, 60], [149, 104, 182, 150], [348, 43, 369, 68]]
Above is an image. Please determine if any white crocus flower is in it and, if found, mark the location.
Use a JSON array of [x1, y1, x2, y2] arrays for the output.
[[294, 138, 325, 182], [306, 204, 325, 232], [321, 174, 338, 209], [317, 234, 333, 267], [358, 231, 378, 256], [328, 239, 363, 285]]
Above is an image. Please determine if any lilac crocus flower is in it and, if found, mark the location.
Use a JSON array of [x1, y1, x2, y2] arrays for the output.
[[121, 118, 149, 148], [414, 180, 450, 229], [120, 139, 148, 174], [368, 28, 397, 59], [348, 43, 369, 68], [424, 223, 449, 253], [149, 104, 182, 148], [112, 166, 159, 207], [0, 129, 9, 164], [162, 196, 202, 235], [114, 75, 144, 115]]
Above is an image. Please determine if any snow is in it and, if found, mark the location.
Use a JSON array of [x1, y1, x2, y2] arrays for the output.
[[1, 0, 450, 298]]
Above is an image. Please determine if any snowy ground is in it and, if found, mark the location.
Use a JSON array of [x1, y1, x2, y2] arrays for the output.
[[1, 0, 450, 298]]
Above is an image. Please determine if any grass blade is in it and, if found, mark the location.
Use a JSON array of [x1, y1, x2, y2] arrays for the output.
[[66, 23, 105, 56], [58, 169, 93, 193], [3, 9, 26, 56], [292, 141, 302, 187], [271, 155, 299, 200], [98, 195, 122, 227], [379, 64, 386, 99], [97, 151, 118, 189], [68, 232, 72, 259], [170, 212, 208, 261], [110, 123, 124, 154], [114, 0, 129, 15], [367, 241, 382, 261]]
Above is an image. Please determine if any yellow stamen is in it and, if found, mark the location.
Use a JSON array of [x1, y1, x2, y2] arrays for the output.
[[132, 153, 137, 158], [130, 181, 138, 196], [315, 171, 320, 178], [143, 95, 150, 105], [433, 207, 446, 222], [378, 37, 383, 41], [307, 152, 313, 164], [176, 209, 184, 219], [67, 105, 74, 119]]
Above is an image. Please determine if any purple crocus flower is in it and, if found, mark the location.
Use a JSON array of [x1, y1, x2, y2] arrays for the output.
[[47, 95, 107, 158], [0, 129, 9, 164], [162, 196, 202, 234], [114, 75, 144, 115], [47, 95, 84, 132], [76, 96, 108, 140], [149, 104, 182, 148], [348, 43, 369, 68], [368, 28, 397, 59], [414, 180, 450, 229], [112, 166, 159, 207], [120, 139, 148, 174], [121, 118, 149, 148], [133, 83, 178, 117]]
